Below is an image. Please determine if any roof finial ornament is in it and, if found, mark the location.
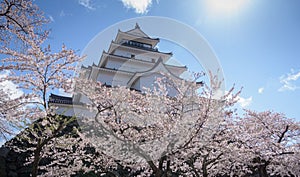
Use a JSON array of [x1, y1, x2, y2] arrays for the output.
[[135, 23, 140, 29]]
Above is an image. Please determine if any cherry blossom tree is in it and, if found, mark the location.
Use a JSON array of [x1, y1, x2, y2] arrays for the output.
[[0, 0, 48, 140], [1, 49, 299, 177], [0, 1, 104, 176], [0, 85, 38, 140], [72, 72, 245, 176], [0, 0, 47, 140], [0, 0, 46, 46], [0, 87, 21, 138], [0, 2, 83, 174], [0, 27, 83, 128], [72, 71, 300, 177], [234, 110, 300, 177], [0, 1, 299, 176]]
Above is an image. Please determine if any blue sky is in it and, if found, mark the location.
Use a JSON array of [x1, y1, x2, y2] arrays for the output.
[[34, 0, 300, 120]]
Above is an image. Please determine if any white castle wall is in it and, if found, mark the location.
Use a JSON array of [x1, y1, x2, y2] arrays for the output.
[[132, 73, 177, 96], [113, 49, 131, 58], [105, 59, 125, 70], [96, 71, 132, 87], [105, 57, 154, 73], [97, 71, 114, 85]]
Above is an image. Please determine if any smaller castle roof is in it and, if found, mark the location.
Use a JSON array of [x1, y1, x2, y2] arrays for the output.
[[115, 23, 159, 47], [49, 93, 73, 105]]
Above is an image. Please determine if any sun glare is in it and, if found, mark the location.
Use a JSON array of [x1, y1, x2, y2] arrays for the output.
[[205, 0, 250, 17]]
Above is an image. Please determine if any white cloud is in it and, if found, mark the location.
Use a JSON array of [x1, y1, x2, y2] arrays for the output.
[[59, 10, 72, 17], [278, 69, 300, 92], [237, 96, 252, 108], [121, 0, 152, 14], [224, 90, 252, 108], [48, 15, 55, 22], [78, 0, 95, 10], [59, 10, 66, 17], [0, 71, 23, 99], [258, 87, 264, 94]]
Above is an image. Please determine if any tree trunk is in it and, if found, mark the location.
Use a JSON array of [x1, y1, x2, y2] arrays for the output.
[[154, 169, 163, 177], [258, 164, 269, 177], [202, 166, 208, 177], [32, 139, 42, 177], [202, 156, 208, 177]]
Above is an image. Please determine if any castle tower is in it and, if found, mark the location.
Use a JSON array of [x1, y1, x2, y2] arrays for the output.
[[49, 24, 191, 115]]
